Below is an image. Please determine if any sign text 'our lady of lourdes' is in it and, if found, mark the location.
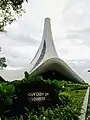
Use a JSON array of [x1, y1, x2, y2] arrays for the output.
[[28, 92, 49, 102]]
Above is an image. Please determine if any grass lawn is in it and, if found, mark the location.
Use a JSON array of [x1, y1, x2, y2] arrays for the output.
[[67, 89, 86, 110]]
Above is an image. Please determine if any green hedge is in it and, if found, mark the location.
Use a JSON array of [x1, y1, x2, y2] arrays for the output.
[[0, 72, 88, 120]]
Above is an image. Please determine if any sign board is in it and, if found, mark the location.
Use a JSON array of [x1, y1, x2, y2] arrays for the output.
[[8, 80, 60, 118], [28, 92, 49, 102], [17, 80, 60, 110]]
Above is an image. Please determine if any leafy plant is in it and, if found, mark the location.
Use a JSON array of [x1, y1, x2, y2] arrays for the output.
[[0, 73, 87, 119], [58, 92, 72, 106]]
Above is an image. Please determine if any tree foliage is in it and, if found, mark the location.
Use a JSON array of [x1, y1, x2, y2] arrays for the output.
[[0, 0, 28, 32], [0, 57, 7, 69], [0, 47, 7, 69]]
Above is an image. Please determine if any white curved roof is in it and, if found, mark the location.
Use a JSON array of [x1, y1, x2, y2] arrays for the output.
[[30, 58, 84, 83]]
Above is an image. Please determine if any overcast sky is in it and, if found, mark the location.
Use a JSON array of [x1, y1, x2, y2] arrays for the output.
[[0, 0, 90, 83]]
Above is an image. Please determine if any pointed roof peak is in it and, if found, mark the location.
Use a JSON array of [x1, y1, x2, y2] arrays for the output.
[[44, 18, 51, 29], [43, 17, 52, 38], [44, 17, 51, 26], [45, 17, 51, 21]]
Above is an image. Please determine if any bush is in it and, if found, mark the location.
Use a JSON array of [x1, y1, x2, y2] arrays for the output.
[[28, 105, 81, 120], [69, 84, 88, 90], [58, 92, 72, 106], [0, 73, 87, 119]]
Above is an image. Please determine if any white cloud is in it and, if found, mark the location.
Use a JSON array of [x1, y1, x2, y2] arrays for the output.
[[60, 45, 90, 60]]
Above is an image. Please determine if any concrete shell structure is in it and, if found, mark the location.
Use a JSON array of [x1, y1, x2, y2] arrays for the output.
[[28, 18, 84, 83], [0, 18, 85, 83]]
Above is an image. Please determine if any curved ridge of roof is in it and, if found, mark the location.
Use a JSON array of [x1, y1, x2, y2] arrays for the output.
[[30, 57, 84, 83]]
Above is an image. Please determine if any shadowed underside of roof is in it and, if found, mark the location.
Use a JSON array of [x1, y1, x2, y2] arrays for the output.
[[30, 58, 84, 83], [0, 76, 6, 82]]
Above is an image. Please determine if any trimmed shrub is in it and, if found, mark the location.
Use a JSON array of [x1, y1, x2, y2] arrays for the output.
[[0, 73, 87, 119], [58, 92, 72, 106]]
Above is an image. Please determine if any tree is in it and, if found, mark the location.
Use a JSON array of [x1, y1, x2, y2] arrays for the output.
[[0, 0, 28, 32], [0, 47, 7, 69], [0, 57, 7, 70]]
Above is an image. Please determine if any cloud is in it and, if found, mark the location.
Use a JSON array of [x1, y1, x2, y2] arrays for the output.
[[60, 45, 90, 60], [65, 28, 90, 47], [67, 59, 90, 83], [0, 45, 39, 67], [7, 33, 39, 46]]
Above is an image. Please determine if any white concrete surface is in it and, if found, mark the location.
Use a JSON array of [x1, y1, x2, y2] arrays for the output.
[[79, 87, 90, 120]]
